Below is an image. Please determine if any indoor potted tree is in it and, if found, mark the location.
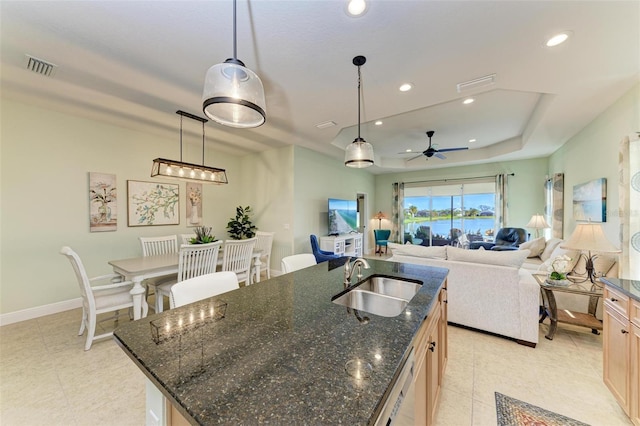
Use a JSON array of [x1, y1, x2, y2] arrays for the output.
[[226, 206, 257, 240]]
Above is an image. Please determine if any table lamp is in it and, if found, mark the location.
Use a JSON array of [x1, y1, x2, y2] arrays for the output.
[[374, 211, 387, 229], [561, 222, 621, 283], [526, 214, 550, 238]]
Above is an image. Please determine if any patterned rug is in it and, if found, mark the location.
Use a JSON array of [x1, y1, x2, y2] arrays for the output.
[[495, 392, 590, 426]]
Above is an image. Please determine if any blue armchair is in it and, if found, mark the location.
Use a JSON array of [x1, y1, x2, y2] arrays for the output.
[[374, 229, 391, 255], [469, 227, 527, 251], [310, 235, 341, 263]]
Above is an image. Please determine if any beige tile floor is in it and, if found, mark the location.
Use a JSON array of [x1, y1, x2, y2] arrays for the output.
[[0, 306, 632, 425]]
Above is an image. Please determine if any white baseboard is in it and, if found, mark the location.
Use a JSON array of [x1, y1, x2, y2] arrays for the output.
[[0, 298, 82, 326]]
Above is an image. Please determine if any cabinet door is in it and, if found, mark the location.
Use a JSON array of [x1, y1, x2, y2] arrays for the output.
[[604, 302, 631, 414], [426, 306, 442, 425]]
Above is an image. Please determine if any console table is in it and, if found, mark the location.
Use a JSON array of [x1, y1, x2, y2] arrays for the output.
[[320, 233, 362, 257], [533, 273, 603, 340]]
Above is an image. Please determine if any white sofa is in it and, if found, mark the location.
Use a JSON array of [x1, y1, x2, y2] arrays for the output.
[[387, 242, 540, 347]]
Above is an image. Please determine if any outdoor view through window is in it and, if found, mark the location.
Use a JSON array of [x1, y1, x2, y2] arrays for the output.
[[403, 181, 496, 247]]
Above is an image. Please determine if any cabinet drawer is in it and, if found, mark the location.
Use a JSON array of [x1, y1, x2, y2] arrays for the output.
[[605, 286, 630, 318], [632, 299, 640, 329]]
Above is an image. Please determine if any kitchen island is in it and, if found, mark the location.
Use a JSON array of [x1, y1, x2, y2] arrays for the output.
[[114, 258, 448, 425]]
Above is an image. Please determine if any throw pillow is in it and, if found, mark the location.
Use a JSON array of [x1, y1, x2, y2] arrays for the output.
[[519, 237, 546, 258], [540, 238, 563, 261], [387, 242, 447, 259], [571, 254, 617, 279], [541, 245, 580, 272], [446, 246, 529, 268]]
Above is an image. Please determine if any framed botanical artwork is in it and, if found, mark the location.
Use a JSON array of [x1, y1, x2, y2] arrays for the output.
[[127, 180, 179, 226], [186, 182, 203, 227], [89, 172, 117, 232], [573, 178, 607, 222]]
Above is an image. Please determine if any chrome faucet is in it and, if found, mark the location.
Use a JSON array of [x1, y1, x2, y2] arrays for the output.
[[343, 257, 371, 287]]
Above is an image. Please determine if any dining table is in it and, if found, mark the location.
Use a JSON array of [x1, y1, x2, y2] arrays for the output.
[[109, 249, 263, 320]]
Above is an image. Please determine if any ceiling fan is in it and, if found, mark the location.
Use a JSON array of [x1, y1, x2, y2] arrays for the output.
[[405, 130, 468, 161]]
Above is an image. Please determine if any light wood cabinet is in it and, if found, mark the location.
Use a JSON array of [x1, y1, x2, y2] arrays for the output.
[[414, 284, 448, 425], [603, 284, 640, 426]]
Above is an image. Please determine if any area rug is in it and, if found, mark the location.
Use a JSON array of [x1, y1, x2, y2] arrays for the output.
[[495, 392, 590, 426]]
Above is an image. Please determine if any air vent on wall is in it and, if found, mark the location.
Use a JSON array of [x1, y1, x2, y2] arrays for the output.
[[24, 54, 57, 77], [456, 73, 496, 93]]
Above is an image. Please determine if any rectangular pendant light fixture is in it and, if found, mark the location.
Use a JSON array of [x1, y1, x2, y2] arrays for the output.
[[151, 110, 228, 184]]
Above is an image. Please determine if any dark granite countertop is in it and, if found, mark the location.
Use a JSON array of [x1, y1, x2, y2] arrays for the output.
[[601, 277, 640, 302], [113, 258, 448, 425]]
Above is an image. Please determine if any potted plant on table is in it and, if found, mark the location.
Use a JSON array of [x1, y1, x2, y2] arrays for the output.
[[547, 254, 572, 286], [226, 206, 257, 240], [190, 226, 217, 244]]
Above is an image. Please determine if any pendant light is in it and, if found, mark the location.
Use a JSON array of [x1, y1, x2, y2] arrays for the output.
[[202, 0, 266, 128], [151, 111, 228, 184], [345, 55, 374, 168]]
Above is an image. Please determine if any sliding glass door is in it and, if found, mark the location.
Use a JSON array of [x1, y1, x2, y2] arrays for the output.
[[403, 180, 496, 246]]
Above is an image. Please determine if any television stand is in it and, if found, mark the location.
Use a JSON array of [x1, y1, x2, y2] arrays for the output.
[[320, 234, 362, 257]]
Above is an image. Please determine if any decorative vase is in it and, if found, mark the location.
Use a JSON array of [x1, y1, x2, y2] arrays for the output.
[[190, 204, 199, 225], [546, 278, 570, 287]]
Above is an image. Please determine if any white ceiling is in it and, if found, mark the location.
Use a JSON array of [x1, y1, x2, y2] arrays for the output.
[[1, 1, 638, 174]]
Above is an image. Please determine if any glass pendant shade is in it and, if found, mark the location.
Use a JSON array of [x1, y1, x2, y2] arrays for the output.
[[202, 59, 266, 128], [345, 138, 374, 168]]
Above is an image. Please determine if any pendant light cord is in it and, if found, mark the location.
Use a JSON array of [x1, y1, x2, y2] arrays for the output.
[[357, 64, 361, 140], [232, 0, 237, 61]]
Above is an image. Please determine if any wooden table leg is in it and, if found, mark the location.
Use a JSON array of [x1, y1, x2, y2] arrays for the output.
[[543, 288, 558, 340]]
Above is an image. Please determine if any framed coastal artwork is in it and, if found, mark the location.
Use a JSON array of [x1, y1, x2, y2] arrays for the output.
[[186, 182, 203, 227], [89, 172, 117, 232], [127, 180, 179, 226], [573, 178, 607, 222]]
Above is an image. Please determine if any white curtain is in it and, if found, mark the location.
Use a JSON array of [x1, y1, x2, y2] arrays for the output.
[[495, 174, 508, 229], [391, 182, 404, 243], [620, 135, 640, 279]]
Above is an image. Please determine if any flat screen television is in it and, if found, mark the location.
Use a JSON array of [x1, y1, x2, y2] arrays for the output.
[[328, 198, 358, 235]]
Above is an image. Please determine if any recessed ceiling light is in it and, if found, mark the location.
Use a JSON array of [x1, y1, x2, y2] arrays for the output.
[[399, 83, 413, 92], [546, 31, 571, 47], [375, 120, 383, 125], [405, 149, 412, 152], [463, 98, 474, 105], [469, 138, 476, 143], [346, 0, 367, 17]]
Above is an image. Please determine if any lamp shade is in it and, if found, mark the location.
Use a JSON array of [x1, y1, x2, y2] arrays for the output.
[[526, 214, 550, 229], [561, 222, 621, 253], [345, 138, 374, 168], [374, 211, 387, 220]]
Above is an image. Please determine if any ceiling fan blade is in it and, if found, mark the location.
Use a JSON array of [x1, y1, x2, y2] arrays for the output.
[[434, 152, 447, 160], [437, 147, 469, 153], [407, 153, 425, 161]]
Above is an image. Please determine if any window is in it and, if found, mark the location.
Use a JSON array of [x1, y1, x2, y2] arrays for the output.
[[403, 180, 496, 246]]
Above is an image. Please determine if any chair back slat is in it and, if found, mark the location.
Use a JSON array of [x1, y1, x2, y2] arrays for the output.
[[222, 238, 257, 285], [177, 241, 222, 282], [140, 235, 179, 256], [169, 272, 239, 309], [60, 246, 94, 311]]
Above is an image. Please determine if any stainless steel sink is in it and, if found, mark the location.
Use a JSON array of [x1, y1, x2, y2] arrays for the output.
[[332, 275, 422, 317], [332, 289, 409, 317], [356, 276, 421, 300]]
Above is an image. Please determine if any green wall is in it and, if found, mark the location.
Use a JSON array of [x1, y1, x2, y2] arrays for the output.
[[548, 83, 639, 245]]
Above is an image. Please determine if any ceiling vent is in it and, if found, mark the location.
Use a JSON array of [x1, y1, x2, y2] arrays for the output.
[[24, 54, 57, 77], [315, 121, 337, 129], [456, 74, 496, 93]]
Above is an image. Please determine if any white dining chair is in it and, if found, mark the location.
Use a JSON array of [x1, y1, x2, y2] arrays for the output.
[[281, 253, 317, 273], [60, 246, 135, 351], [254, 231, 275, 281], [221, 238, 257, 287], [139, 235, 179, 311], [155, 241, 222, 313], [169, 272, 239, 309]]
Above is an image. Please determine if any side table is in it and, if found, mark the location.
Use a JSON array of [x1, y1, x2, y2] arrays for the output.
[[533, 273, 604, 340]]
